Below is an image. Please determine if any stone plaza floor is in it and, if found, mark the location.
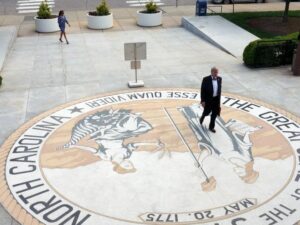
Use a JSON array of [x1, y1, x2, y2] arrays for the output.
[[1, 27, 299, 144], [0, 3, 300, 225]]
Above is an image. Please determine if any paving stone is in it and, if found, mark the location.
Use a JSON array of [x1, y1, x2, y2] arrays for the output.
[[11, 219, 21, 225], [0, 70, 32, 91], [30, 67, 65, 88], [26, 86, 66, 119], [66, 82, 101, 101], [0, 204, 12, 225], [0, 111, 25, 145]]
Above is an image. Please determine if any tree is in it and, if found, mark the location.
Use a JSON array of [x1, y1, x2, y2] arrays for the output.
[[282, 0, 290, 23]]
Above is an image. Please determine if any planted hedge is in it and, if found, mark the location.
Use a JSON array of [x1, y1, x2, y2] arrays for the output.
[[243, 32, 299, 67]]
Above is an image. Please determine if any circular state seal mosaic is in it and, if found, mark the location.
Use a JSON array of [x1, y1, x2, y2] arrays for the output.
[[0, 89, 300, 225]]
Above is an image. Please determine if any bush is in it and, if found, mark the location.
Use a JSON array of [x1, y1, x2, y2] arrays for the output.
[[276, 31, 300, 40], [96, 0, 110, 16], [37, 1, 51, 19], [243, 41, 258, 66], [145, 1, 158, 13], [243, 33, 299, 67], [0, 76, 2, 86]]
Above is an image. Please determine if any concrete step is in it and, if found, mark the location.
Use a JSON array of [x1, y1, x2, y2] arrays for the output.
[[0, 26, 18, 73]]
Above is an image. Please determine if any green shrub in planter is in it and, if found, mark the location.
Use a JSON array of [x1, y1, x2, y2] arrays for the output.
[[96, 0, 110, 16], [37, 1, 51, 19], [145, 1, 158, 13], [243, 34, 298, 68]]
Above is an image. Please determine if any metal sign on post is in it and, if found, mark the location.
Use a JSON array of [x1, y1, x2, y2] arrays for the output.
[[131, 61, 141, 69], [124, 42, 147, 88]]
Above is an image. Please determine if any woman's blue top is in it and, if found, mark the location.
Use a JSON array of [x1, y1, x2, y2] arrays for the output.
[[58, 16, 68, 28]]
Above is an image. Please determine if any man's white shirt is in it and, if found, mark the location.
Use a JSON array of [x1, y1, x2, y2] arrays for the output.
[[212, 76, 218, 97]]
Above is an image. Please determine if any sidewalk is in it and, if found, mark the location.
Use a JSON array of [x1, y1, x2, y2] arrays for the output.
[[0, 2, 299, 38]]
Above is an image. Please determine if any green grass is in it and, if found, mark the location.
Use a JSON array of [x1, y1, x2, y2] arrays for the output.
[[282, 31, 300, 39], [216, 10, 300, 38]]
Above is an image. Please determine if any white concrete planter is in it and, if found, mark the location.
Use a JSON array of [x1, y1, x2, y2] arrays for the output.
[[87, 13, 113, 29], [137, 10, 162, 27], [34, 16, 59, 33]]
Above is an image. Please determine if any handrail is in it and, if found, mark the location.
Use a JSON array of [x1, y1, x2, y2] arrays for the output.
[[207, 5, 222, 14]]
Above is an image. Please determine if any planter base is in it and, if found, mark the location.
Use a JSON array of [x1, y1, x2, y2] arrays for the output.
[[137, 10, 162, 27], [87, 13, 113, 30], [34, 16, 59, 33], [128, 80, 144, 88]]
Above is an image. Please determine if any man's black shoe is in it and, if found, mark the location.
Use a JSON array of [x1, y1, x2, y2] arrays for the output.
[[209, 128, 216, 133]]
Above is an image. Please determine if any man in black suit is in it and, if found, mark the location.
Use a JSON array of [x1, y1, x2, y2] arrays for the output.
[[199, 67, 222, 133]]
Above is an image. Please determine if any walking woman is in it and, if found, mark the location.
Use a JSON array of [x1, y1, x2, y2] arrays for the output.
[[58, 10, 70, 44]]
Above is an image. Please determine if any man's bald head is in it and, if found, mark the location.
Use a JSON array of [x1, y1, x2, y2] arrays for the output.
[[211, 67, 218, 78]]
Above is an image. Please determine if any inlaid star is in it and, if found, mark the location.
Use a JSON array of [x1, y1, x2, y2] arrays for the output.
[[68, 106, 84, 114]]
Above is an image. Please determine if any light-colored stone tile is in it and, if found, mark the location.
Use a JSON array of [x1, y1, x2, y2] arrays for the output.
[[142, 76, 168, 88], [0, 16, 5, 26], [11, 219, 21, 225], [63, 11, 79, 21], [162, 16, 181, 28], [118, 18, 142, 31], [163, 72, 201, 88], [26, 86, 66, 118], [17, 23, 36, 37], [67, 23, 82, 34], [0, 70, 32, 91], [3, 15, 24, 26], [97, 79, 129, 93], [65, 67, 98, 85], [0, 112, 26, 145], [111, 8, 133, 19], [0, 89, 28, 114], [0, 204, 13, 225], [103, 20, 123, 32], [66, 82, 101, 101], [31, 67, 65, 88]]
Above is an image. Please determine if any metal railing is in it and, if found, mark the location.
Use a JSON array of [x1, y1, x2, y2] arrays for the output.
[[207, 5, 223, 14]]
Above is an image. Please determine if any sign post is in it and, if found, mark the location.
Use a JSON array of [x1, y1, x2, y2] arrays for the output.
[[124, 42, 146, 88]]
